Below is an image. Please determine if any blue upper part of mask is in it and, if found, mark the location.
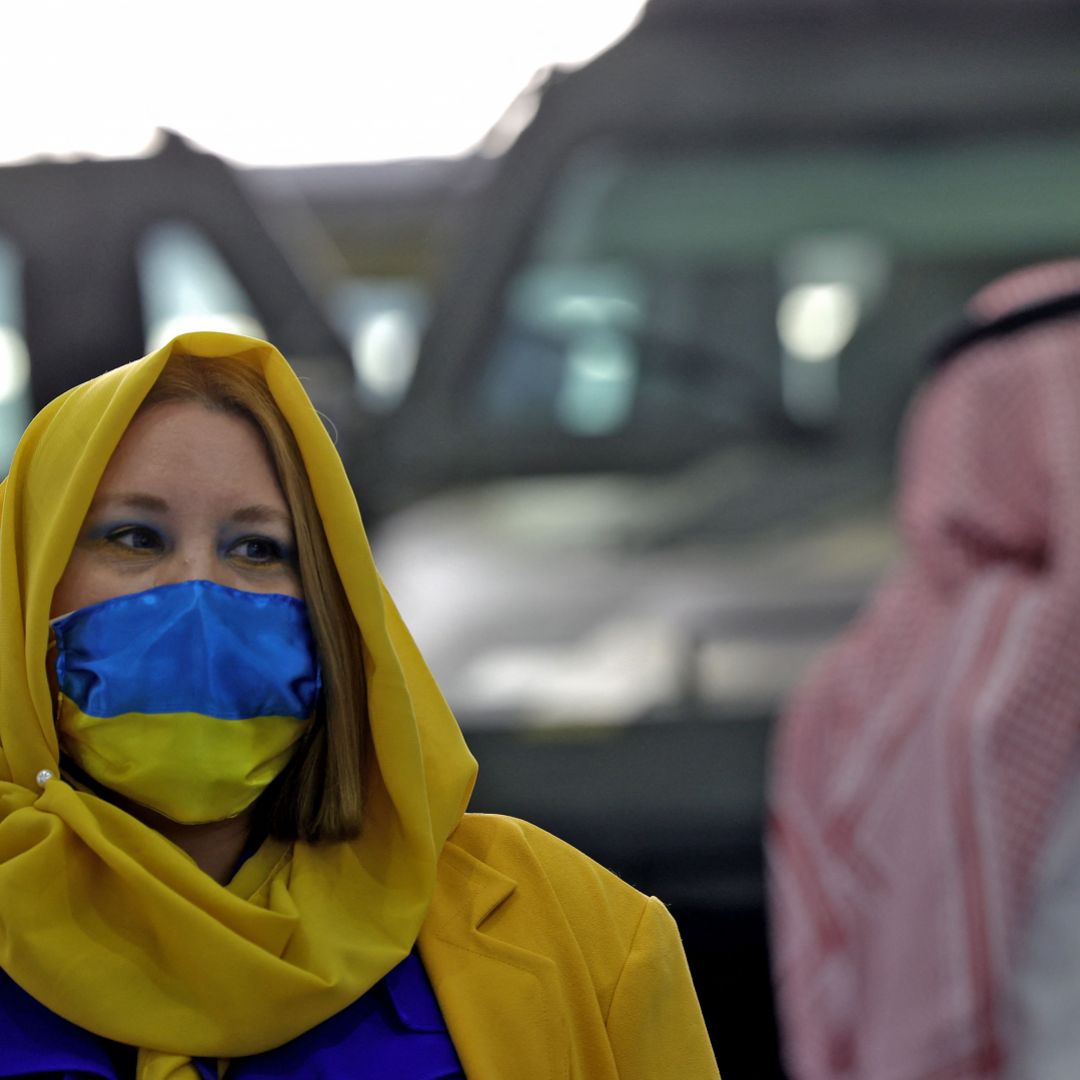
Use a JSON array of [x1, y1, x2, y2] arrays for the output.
[[51, 580, 321, 721]]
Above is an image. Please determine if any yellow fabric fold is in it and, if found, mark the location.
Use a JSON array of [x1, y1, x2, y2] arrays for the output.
[[134, 1049, 200, 1080], [133, 1050, 228, 1080], [0, 333, 477, 1068]]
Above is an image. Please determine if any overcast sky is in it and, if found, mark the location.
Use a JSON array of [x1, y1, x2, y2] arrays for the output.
[[1, 0, 645, 166]]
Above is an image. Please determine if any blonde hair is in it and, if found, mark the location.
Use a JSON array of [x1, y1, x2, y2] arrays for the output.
[[140, 355, 365, 842]]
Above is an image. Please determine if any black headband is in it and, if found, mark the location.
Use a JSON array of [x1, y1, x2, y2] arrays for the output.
[[929, 289, 1080, 370]]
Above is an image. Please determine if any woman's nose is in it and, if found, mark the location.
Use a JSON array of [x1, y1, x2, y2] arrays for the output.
[[154, 548, 222, 588]]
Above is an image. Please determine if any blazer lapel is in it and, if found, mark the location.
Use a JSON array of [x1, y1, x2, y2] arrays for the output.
[[418, 842, 571, 1080]]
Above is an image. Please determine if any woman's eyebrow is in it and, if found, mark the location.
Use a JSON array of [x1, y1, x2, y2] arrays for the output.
[[91, 493, 169, 514], [230, 505, 293, 527]]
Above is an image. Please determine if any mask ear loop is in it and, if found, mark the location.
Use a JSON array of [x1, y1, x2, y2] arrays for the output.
[[36, 629, 63, 790], [46, 627, 91, 796], [45, 626, 61, 724]]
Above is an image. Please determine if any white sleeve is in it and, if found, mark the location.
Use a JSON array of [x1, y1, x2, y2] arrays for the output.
[[1004, 763, 1080, 1080]]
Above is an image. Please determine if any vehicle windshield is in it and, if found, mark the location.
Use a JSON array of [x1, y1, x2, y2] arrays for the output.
[[472, 133, 1080, 547]]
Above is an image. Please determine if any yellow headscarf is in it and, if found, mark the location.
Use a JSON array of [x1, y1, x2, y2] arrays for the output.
[[0, 332, 477, 1078]]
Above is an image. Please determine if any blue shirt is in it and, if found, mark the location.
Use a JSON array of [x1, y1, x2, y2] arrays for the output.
[[0, 952, 465, 1079]]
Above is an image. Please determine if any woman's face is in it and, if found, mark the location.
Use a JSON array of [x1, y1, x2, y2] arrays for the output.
[[52, 402, 302, 617]]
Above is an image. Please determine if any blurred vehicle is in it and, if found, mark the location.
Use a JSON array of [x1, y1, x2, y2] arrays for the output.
[[341, 2, 1080, 1076], [0, 132, 358, 468], [245, 151, 484, 419]]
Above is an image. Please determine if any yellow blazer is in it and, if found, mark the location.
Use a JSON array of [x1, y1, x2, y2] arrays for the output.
[[421, 814, 721, 1079]]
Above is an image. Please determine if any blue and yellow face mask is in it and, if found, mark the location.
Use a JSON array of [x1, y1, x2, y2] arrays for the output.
[[51, 579, 321, 824]]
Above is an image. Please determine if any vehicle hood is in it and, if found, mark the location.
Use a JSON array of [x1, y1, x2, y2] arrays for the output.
[[373, 467, 898, 729]]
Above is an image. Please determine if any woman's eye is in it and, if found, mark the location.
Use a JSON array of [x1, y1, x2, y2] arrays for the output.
[[105, 525, 162, 553], [231, 536, 286, 564]]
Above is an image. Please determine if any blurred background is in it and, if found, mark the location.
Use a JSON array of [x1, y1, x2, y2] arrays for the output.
[[6, 1, 1080, 1075]]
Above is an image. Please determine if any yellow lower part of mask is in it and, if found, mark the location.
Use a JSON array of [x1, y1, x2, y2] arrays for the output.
[[58, 701, 308, 823]]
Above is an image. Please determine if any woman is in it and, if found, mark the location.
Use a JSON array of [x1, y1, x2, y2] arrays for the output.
[[0, 331, 719, 1078]]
